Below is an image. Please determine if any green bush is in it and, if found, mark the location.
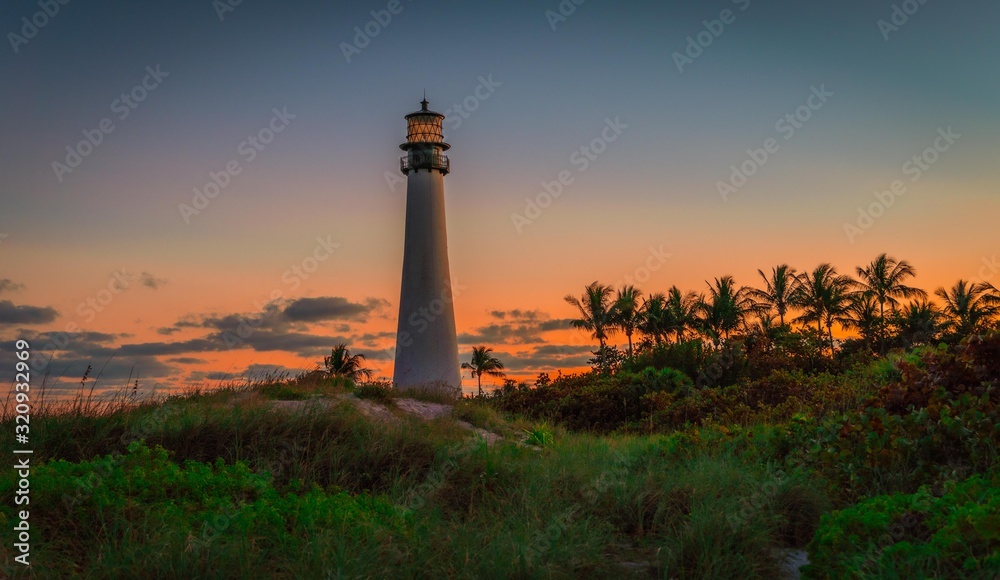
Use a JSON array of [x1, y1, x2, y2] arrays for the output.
[[805, 472, 1000, 578], [0, 442, 406, 577], [493, 367, 695, 432]]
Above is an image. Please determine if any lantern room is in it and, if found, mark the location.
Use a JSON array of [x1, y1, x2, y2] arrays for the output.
[[400, 98, 450, 175]]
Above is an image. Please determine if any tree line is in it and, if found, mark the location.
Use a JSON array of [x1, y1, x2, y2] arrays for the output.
[[564, 253, 1000, 359]]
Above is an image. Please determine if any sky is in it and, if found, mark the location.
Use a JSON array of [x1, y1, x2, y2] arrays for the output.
[[1, 0, 998, 397]]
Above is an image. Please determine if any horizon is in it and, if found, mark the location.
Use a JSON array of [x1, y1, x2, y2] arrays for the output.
[[2, 0, 998, 397]]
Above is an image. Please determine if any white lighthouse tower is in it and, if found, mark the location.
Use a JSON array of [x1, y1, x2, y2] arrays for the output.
[[392, 98, 461, 394]]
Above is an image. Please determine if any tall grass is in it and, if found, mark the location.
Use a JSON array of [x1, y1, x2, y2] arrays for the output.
[[0, 377, 823, 578]]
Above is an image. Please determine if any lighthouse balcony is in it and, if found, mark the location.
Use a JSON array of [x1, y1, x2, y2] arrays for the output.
[[400, 152, 450, 175]]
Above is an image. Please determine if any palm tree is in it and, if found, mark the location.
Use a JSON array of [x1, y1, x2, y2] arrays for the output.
[[793, 264, 857, 355], [750, 264, 798, 326], [856, 254, 926, 352], [639, 292, 669, 346], [612, 285, 643, 358], [461, 346, 506, 396], [565, 281, 616, 349], [665, 286, 700, 343], [823, 283, 859, 354], [844, 294, 881, 350], [891, 299, 941, 347], [697, 276, 757, 346], [323, 344, 373, 382], [935, 280, 1000, 337], [746, 312, 780, 353]]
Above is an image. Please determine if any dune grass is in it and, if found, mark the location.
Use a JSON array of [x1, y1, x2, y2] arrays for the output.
[[0, 379, 822, 578]]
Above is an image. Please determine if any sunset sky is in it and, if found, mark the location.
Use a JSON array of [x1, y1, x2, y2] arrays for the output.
[[2, 0, 998, 396]]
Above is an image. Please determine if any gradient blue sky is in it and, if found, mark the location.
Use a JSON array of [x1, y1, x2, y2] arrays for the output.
[[2, 0, 998, 395]]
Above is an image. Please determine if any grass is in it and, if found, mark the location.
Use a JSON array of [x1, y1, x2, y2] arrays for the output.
[[0, 377, 824, 578]]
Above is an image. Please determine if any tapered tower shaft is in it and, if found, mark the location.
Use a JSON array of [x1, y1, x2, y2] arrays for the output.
[[393, 99, 461, 393]]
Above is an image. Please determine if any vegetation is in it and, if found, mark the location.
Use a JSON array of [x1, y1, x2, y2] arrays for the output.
[[322, 343, 373, 382], [3, 253, 999, 576], [461, 346, 507, 397], [1, 375, 820, 578]]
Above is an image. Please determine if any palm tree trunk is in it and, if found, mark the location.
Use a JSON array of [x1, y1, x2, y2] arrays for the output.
[[477, 373, 482, 397], [626, 330, 633, 359], [879, 300, 886, 354]]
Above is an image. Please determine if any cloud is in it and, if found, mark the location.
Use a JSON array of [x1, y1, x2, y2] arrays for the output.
[[0, 279, 24, 293], [282, 297, 388, 322], [0, 300, 59, 325], [3, 331, 123, 360], [458, 324, 541, 345], [166, 357, 208, 364], [538, 318, 575, 331], [489, 309, 543, 321], [158, 296, 386, 337], [501, 344, 593, 372], [0, 353, 179, 386], [458, 310, 573, 345], [139, 272, 168, 290], [119, 338, 224, 356], [530, 344, 593, 356], [117, 329, 351, 359]]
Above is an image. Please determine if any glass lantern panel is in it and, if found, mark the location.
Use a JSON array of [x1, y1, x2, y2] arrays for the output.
[[406, 114, 443, 143]]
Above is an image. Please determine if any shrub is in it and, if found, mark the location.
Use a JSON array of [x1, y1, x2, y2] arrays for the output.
[[0, 442, 406, 577], [354, 382, 394, 403], [522, 426, 553, 447], [805, 472, 1000, 578]]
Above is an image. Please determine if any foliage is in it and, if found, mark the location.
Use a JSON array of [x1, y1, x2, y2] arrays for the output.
[[461, 345, 506, 396], [354, 381, 394, 403], [259, 383, 307, 401], [936, 280, 1000, 339], [588, 344, 626, 374], [522, 426, 553, 447], [0, 383, 830, 578], [494, 366, 694, 432], [564, 281, 616, 349], [322, 343, 373, 382], [0, 442, 406, 578], [805, 472, 1000, 578]]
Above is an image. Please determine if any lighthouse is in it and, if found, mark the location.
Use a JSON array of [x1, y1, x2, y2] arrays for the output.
[[392, 98, 462, 394]]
